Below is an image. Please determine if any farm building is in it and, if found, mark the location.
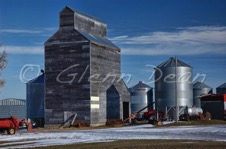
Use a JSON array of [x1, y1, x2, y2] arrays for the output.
[[216, 83, 226, 94], [0, 98, 26, 119], [200, 94, 226, 120], [44, 6, 130, 126]]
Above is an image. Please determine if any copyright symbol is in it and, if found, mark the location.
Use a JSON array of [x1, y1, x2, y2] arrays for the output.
[[19, 64, 41, 83]]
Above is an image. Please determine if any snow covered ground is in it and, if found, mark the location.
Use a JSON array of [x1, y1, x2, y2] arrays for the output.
[[0, 124, 226, 149]]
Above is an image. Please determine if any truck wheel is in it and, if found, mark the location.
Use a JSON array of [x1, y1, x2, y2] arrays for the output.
[[7, 128, 15, 135]]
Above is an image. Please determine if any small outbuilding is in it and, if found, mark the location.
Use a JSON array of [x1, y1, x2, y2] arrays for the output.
[[200, 94, 226, 120]]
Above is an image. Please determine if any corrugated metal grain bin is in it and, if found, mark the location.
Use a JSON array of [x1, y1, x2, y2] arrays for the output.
[[26, 73, 44, 127], [155, 57, 193, 120], [129, 81, 153, 118], [0, 98, 26, 119], [216, 83, 226, 94], [193, 81, 212, 107]]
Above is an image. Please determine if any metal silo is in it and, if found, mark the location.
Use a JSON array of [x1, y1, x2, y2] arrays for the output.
[[155, 57, 193, 120], [129, 81, 153, 118], [26, 73, 44, 127], [193, 81, 212, 107], [216, 83, 226, 94]]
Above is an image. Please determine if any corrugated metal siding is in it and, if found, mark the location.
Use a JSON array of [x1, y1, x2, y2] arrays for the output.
[[0, 105, 27, 119], [155, 57, 193, 120], [193, 82, 212, 107], [129, 81, 153, 118], [0, 99, 26, 119], [201, 100, 224, 120], [27, 83, 44, 118], [0, 98, 26, 105], [201, 94, 226, 120]]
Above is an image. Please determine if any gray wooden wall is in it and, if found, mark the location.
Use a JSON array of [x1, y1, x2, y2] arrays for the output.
[[44, 6, 130, 126]]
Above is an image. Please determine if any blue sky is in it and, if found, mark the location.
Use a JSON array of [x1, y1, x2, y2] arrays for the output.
[[0, 0, 226, 99]]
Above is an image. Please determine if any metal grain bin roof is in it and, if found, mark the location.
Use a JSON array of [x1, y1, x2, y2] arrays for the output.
[[193, 81, 212, 89], [27, 74, 44, 84], [157, 57, 191, 68], [129, 81, 152, 91], [217, 82, 226, 89]]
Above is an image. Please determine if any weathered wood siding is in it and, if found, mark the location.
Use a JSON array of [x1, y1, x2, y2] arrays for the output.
[[44, 6, 130, 126], [90, 44, 130, 125], [45, 28, 91, 125], [73, 11, 107, 38]]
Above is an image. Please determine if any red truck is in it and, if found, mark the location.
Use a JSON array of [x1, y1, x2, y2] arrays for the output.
[[0, 116, 32, 135]]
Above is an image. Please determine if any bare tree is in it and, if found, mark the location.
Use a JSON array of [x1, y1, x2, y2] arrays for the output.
[[0, 49, 7, 88]]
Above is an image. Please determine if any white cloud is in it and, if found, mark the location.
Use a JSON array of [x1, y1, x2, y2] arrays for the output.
[[109, 35, 128, 40], [0, 27, 57, 34], [0, 29, 42, 34], [2, 26, 226, 55], [43, 27, 58, 31], [5, 46, 44, 54], [111, 26, 226, 55], [121, 45, 226, 55]]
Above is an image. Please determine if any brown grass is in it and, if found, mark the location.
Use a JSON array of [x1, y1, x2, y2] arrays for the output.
[[160, 120, 226, 127], [29, 140, 226, 149]]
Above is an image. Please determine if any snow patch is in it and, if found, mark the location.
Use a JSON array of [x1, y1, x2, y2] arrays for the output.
[[0, 125, 226, 148]]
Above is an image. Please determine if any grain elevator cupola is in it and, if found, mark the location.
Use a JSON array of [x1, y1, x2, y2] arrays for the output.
[[44, 6, 130, 126], [60, 6, 107, 38]]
